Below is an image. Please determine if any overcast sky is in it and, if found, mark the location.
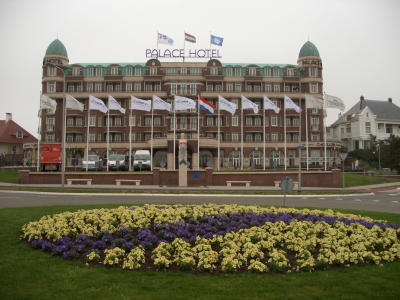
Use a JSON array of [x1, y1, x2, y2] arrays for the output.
[[1, 0, 399, 136]]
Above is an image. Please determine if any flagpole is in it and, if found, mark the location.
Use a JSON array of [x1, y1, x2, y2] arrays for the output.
[[324, 96, 327, 171], [151, 99, 154, 171], [37, 91, 42, 172], [284, 96, 287, 171], [263, 103, 265, 170], [129, 95, 132, 171], [173, 98, 176, 171], [183, 31, 185, 63], [241, 96, 243, 170], [86, 98, 90, 171], [107, 96, 110, 172], [305, 93, 309, 170], [218, 95, 220, 171], [298, 93, 302, 192], [197, 95, 200, 170]]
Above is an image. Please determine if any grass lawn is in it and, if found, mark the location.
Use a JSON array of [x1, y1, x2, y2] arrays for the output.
[[1, 204, 400, 300], [0, 170, 19, 184], [342, 173, 399, 188]]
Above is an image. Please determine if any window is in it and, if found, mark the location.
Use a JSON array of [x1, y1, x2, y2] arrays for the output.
[[227, 83, 233, 92], [48, 66, 55, 76], [293, 133, 299, 142], [312, 134, 319, 141], [115, 133, 121, 142], [47, 134, 53, 142], [235, 83, 241, 92], [232, 98, 238, 107], [265, 133, 269, 141], [265, 116, 269, 127], [95, 83, 102, 92], [210, 68, 218, 75], [286, 117, 291, 127], [264, 68, 271, 77], [89, 116, 96, 126], [273, 84, 280, 93], [190, 67, 201, 75], [365, 122, 371, 134], [207, 116, 213, 126], [107, 85, 113, 92], [180, 117, 187, 129], [67, 134, 73, 142], [97, 116, 102, 127], [246, 116, 252, 126], [346, 124, 351, 133], [271, 116, 277, 126], [97, 133, 101, 142], [310, 68, 316, 77], [286, 133, 291, 142], [190, 117, 197, 129], [248, 68, 257, 76], [284, 86, 290, 93], [232, 116, 239, 126], [234, 67, 241, 76], [115, 117, 121, 127], [77, 85, 82, 92], [254, 85, 261, 92], [48, 82, 55, 93], [246, 133, 252, 142], [216, 85, 222, 92], [89, 133, 95, 142], [126, 83, 132, 92], [126, 67, 133, 76], [271, 133, 278, 142], [150, 68, 157, 75], [116, 85, 121, 92], [87, 83, 93, 93], [87, 67, 94, 76], [232, 133, 239, 142], [255, 133, 261, 142], [72, 68, 80, 76], [265, 84, 271, 92], [386, 124, 392, 134], [166, 68, 177, 75], [255, 116, 261, 126], [67, 117, 73, 127], [68, 85, 74, 93], [311, 149, 320, 165], [130, 132, 135, 142], [273, 68, 280, 77], [226, 116, 230, 126], [181, 68, 187, 75], [190, 83, 196, 94], [146, 84, 152, 92], [286, 69, 294, 76], [207, 84, 213, 92], [134, 67, 142, 76], [95, 67, 102, 76], [134, 83, 141, 91], [16, 131, 23, 138], [76, 117, 82, 127], [246, 85, 252, 92], [181, 83, 187, 94], [171, 83, 177, 94], [311, 83, 317, 93], [226, 67, 233, 76]]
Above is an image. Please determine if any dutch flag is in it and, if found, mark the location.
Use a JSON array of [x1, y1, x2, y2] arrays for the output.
[[199, 96, 214, 115], [184, 32, 196, 43]]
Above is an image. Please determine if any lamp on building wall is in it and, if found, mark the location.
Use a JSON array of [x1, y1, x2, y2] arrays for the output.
[[46, 62, 66, 189]]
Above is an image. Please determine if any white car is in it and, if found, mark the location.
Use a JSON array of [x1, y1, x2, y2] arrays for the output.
[[108, 154, 128, 171], [82, 155, 102, 171]]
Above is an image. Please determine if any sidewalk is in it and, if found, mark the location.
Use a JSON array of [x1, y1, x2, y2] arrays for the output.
[[1, 181, 400, 194]]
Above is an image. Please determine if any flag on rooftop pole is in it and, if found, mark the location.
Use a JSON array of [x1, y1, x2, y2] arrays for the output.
[[157, 33, 174, 46], [108, 95, 126, 114], [66, 94, 84, 112], [40, 94, 57, 113], [184, 32, 196, 43], [210, 34, 224, 46]]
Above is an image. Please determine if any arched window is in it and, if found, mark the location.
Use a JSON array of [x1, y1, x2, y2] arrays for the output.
[[228, 150, 242, 168], [154, 150, 167, 168], [269, 150, 284, 168], [199, 150, 213, 168], [249, 150, 264, 168]]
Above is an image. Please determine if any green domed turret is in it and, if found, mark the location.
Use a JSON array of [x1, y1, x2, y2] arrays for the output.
[[299, 41, 320, 58], [45, 39, 68, 57]]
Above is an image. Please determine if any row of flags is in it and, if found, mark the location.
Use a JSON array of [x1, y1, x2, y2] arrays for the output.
[[40, 93, 345, 115], [158, 32, 224, 47]]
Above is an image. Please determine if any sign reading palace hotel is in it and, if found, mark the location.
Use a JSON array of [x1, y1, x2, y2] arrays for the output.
[[146, 49, 222, 59]]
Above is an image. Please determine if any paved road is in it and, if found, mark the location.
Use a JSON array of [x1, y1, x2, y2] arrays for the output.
[[1, 186, 399, 213]]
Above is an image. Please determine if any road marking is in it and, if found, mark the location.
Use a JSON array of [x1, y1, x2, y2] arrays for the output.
[[0, 197, 20, 199], [336, 198, 343, 201], [389, 194, 398, 196], [372, 200, 380, 202], [354, 199, 361, 202], [391, 201, 399, 203], [318, 198, 325, 200], [301, 197, 308, 200], [38, 196, 57, 198]]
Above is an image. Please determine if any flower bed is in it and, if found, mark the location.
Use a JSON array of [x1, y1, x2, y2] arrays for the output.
[[21, 204, 400, 274]]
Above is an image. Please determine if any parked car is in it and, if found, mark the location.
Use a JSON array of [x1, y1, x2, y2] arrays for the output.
[[133, 150, 151, 171], [108, 154, 129, 171], [82, 155, 102, 171]]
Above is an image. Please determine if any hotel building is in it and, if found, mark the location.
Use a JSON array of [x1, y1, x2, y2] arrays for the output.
[[40, 39, 336, 169]]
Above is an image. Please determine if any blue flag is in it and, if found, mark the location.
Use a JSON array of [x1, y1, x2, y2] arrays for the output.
[[210, 35, 223, 46]]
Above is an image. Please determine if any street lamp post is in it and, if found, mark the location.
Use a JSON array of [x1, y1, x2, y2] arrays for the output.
[[46, 62, 66, 189], [378, 146, 381, 172]]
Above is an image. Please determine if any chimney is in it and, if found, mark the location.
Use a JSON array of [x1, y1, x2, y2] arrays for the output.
[[360, 95, 364, 101], [5, 113, 12, 123], [388, 98, 392, 103]]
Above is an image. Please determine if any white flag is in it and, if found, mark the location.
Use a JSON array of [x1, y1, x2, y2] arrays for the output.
[[241, 95, 259, 114], [218, 95, 237, 115], [89, 95, 108, 113], [326, 94, 345, 111], [66, 94, 84, 112], [157, 33, 174, 46], [284, 95, 300, 113], [153, 95, 171, 111], [263, 95, 280, 114], [174, 96, 196, 111], [40, 94, 57, 113], [305, 94, 324, 109], [108, 95, 126, 114], [131, 96, 151, 112]]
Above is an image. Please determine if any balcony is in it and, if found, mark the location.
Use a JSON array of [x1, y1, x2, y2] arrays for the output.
[[45, 125, 54, 132], [311, 125, 320, 131]]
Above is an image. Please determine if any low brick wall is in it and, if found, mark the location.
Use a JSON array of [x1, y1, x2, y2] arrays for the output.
[[19, 168, 341, 188]]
